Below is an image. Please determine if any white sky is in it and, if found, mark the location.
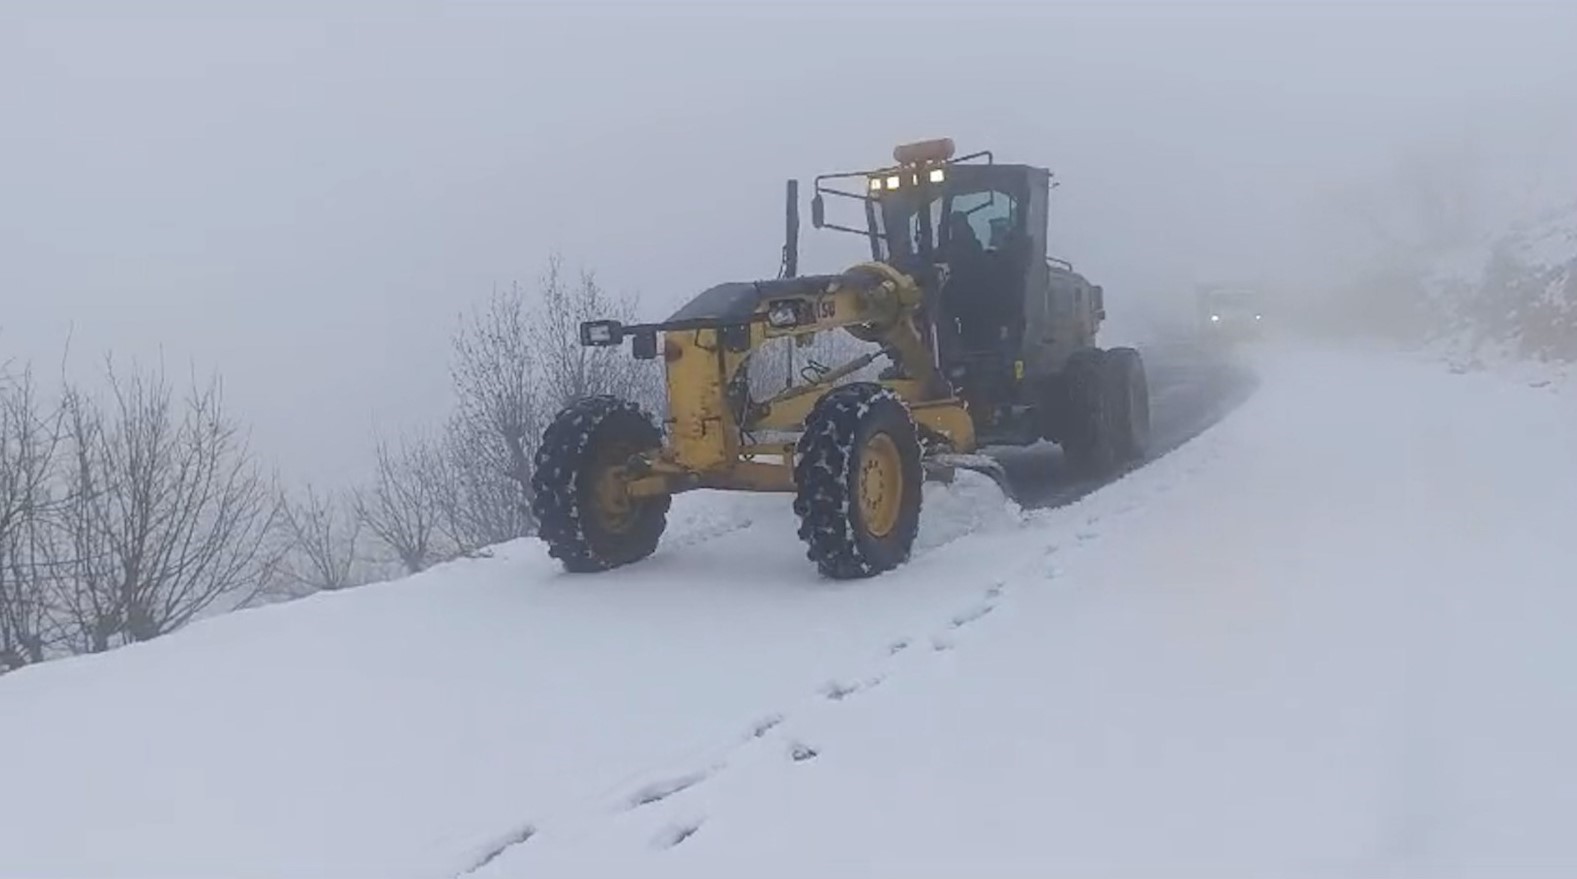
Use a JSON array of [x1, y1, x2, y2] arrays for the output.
[[4, 0, 1575, 486]]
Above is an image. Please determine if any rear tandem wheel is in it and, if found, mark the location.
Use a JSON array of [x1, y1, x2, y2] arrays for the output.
[[1059, 346, 1150, 478]]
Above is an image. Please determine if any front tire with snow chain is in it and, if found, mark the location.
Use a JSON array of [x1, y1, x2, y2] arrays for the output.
[[530, 396, 670, 573], [793, 383, 923, 580]]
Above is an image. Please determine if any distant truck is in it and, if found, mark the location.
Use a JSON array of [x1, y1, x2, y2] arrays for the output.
[[1196, 284, 1264, 341]]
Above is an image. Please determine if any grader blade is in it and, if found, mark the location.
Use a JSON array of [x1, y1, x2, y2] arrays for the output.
[[923, 452, 1020, 504]]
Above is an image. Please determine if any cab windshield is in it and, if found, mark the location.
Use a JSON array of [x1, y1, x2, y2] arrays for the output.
[[879, 185, 1021, 264]]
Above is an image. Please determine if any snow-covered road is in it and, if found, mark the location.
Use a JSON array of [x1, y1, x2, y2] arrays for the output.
[[2, 343, 1575, 879], [995, 336, 1259, 508]]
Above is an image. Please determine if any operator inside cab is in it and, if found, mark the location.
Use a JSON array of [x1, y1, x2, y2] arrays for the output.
[[941, 210, 997, 348], [869, 157, 1037, 367], [944, 211, 984, 260], [940, 200, 1024, 354]]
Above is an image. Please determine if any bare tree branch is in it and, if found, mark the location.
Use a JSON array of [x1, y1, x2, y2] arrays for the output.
[[354, 434, 447, 575], [0, 367, 65, 671], [440, 254, 663, 549], [49, 362, 277, 651], [275, 484, 367, 595]]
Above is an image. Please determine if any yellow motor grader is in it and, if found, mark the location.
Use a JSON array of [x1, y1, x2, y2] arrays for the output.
[[531, 139, 1149, 578]]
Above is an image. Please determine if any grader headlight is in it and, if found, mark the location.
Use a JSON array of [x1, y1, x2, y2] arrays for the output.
[[580, 319, 624, 346]]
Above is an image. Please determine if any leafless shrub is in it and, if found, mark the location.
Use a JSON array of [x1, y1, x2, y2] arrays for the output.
[[48, 362, 278, 653], [275, 484, 367, 595], [354, 433, 449, 575], [527, 254, 660, 411], [447, 280, 541, 545], [427, 413, 526, 556], [440, 253, 661, 545], [0, 368, 64, 671]]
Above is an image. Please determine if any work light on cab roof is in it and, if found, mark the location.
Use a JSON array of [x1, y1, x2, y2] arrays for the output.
[[868, 138, 956, 191]]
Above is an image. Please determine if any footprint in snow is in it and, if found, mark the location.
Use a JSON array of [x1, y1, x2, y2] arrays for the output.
[[1075, 531, 1099, 542], [822, 680, 860, 700], [748, 714, 785, 739], [655, 821, 702, 850], [459, 824, 537, 875], [888, 638, 911, 655], [984, 583, 1004, 599], [822, 675, 883, 701], [789, 741, 820, 762], [950, 603, 995, 629], [629, 772, 708, 809], [932, 634, 956, 652]]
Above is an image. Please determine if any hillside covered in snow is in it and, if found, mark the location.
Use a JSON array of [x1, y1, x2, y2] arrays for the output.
[[2, 342, 1575, 879], [1426, 200, 1577, 365]]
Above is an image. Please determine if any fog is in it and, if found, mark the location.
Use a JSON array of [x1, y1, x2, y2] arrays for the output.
[[5, 0, 1575, 485]]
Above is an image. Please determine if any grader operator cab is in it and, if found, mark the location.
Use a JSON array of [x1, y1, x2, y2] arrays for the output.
[[532, 138, 1149, 579]]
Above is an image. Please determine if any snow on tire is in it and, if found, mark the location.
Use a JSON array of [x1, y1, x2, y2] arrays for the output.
[[530, 395, 670, 573], [793, 382, 923, 579]]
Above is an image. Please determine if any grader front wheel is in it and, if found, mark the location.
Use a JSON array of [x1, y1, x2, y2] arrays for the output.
[[793, 383, 923, 579], [530, 396, 670, 573]]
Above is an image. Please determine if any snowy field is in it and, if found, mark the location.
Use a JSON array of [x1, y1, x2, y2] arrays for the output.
[[2, 342, 1576, 879]]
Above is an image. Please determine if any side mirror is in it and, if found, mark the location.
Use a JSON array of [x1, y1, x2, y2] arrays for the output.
[[810, 193, 826, 229], [631, 329, 658, 360]]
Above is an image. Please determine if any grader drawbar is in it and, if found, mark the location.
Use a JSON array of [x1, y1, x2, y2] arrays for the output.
[[531, 138, 1149, 579]]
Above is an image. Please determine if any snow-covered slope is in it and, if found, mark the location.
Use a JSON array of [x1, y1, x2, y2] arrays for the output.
[[1427, 201, 1577, 365], [3, 344, 1576, 879]]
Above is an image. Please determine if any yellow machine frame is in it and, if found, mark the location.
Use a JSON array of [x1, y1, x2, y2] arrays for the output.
[[618, 261, 977, 500]]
